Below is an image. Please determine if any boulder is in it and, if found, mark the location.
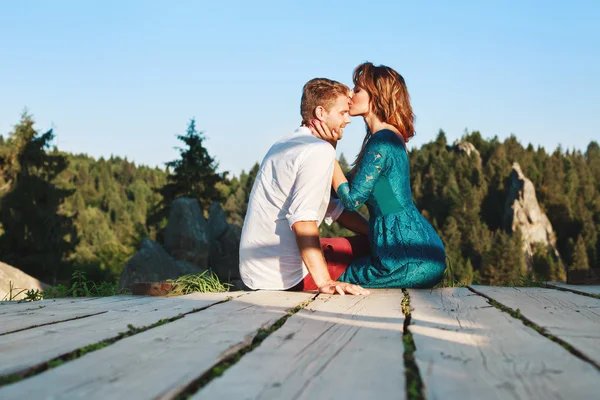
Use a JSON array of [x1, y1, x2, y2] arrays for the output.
[[208, 202, 229, 242], [0, 262, 49, 301], [164, 197, 209, 269], [208, 202, 242, 282], [118, 238, 205, 290], [503, 162, 560, 262]]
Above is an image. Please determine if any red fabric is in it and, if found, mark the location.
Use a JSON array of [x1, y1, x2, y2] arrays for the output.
[[289, 235, 370, 291]]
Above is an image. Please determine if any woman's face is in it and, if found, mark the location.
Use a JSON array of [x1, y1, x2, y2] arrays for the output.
[[349, 85, 370, 117]]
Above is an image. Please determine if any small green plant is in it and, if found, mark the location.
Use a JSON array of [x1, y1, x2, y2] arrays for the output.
[[166, 271, 231, 295], [2, 270, 125, 303], [24, 289, 44, 302], [41, 270, 126, 299], [42, 284, 71, 299], [70, 270, 90, 297]]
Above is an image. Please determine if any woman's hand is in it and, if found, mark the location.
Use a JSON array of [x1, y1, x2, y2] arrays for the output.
[[308, 119, 340, 148], [318, 280, 370, 296]]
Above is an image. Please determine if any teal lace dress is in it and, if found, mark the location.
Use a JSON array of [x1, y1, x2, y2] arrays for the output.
[[337, 129, 446, 288]]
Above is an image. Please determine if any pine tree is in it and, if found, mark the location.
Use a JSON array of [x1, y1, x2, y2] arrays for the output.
[[480, 229, 524, 285], [148, 119, 225, 234], [570, 234, 590, 271], [0, 112, 77, 283]]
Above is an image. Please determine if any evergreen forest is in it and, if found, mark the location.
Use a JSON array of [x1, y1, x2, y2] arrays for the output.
[[1, 112, 599, 286]]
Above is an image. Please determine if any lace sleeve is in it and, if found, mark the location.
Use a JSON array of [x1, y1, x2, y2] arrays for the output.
[[336, 136, 388, 211]]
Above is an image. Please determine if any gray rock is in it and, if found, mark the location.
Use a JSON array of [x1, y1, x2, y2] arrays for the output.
[[164, 197, 209, 269], [503, 162, 561, 264], [453, 140, 481, 158], [118, 238, 204, 290], [209, 212, 242, 283], [1, 261, 49, 301], [175, 260, 207, 275], [230, 278, 251, 291], [208, 201, 229, 242]]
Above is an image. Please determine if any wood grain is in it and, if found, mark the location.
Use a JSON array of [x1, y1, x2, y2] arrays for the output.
[[0, 296, 157, 334], [0, 292, 236, 376], [0, 291, 312, 400], [194, 289, 405, 400], [409, 288, 600, 400], [470, 285, 600, 367]]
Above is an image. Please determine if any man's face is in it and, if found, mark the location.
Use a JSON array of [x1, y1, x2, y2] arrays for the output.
[[322, 94, 351, 139]]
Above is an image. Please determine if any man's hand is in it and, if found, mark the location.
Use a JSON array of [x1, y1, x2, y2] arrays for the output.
[[318, 280, 370, 296], [308, 120, 340, 148]]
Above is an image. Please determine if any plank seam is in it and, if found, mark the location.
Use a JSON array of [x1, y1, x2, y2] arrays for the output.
[[543, 283, 600, 300], [401, 289, 425, 400], [170, 293, 318, 399], [0, 311, 108, 336], [467, 286, 600, 371], [0, 295, 239, 387]]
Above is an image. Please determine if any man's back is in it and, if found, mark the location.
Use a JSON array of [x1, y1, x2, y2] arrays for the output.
[[239, 126, 341, 290]]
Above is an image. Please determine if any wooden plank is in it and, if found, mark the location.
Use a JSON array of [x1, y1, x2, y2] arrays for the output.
[[547, 281, 600, 297], [0, 296, 158, 334], [409, 288, 600, 400], [0, 297, 106, 314], [0, 291, 313, 400], [469, 285, 600, 367], [195, 289, 405, 400], [0, 292, 238, 376]]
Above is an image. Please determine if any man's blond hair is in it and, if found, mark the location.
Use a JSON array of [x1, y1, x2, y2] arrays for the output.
[[300, 78, 349, 125]]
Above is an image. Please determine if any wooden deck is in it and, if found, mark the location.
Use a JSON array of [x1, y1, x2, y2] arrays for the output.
[[0, 284, 599, 399]]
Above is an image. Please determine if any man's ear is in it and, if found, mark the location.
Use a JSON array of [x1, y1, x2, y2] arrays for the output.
[[314, 106, 326, 121]]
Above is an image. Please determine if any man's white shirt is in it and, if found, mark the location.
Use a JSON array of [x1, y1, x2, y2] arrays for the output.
[[239, 126, 344, 290]]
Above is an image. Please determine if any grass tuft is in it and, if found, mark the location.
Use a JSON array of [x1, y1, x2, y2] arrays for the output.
[[166, 271, 231, 295]]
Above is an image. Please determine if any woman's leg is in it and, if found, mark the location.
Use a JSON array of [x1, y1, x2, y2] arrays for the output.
[[289, 235, 370, 291]]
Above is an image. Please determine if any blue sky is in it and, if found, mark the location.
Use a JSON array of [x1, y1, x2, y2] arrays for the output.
[[1, 1, 598, 176]]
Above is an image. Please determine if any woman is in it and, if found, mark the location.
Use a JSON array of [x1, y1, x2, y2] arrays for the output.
[[312, 62, 446, 288]]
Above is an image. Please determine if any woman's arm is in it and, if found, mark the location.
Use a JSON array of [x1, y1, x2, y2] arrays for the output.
[[332, 160, 347, 192], [335, 209, 369, 235], [335, 139, 387, 211], [309, 120, 388, 212]]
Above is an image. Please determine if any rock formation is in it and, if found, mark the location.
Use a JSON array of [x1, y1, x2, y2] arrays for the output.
[[119, 198, 245, 291], [164, 197, 210, 269], [1, 261, 49, 301], [208, 202, 242, 285], [503, 162, 560, 262], [118, 238, 205, 290], [453, 140, 481, 158]]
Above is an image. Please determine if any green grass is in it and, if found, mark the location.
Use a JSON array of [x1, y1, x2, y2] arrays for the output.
[[401, 290, 424, 400], [166, 271, 231, 295], [433, 257, 467, 289], [2, 270, 129, 303]]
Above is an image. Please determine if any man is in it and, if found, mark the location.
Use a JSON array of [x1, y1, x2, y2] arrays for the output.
[[239, 78, 370, 295]]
